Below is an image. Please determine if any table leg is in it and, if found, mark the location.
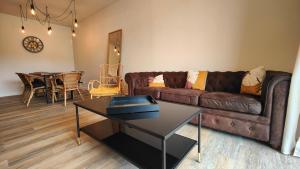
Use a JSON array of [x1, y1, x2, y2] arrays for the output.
[[75, 106, 81, 145], [44, 76, 50, 104], [71, 90, 74, 100], [198, 114, 201, 162], [162, 139, 166, 169]]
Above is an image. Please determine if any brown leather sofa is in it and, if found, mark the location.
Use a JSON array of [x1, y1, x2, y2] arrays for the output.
[[125, 71, 291, 150]]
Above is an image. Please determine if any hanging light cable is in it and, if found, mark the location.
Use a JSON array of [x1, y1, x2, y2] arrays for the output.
[[19, 0, 78, 35], [70, 10, 76, 37], [19, 5, 25, 34], [46, 6, 52, 35], [73, 0, 78, 28], [30, 0, 36, 15]]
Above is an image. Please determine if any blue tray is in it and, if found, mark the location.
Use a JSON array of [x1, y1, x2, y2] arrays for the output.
[[106, 95, 160, 115]]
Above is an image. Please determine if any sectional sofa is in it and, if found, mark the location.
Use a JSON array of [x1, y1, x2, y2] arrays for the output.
[[125, 71, 291, 150]]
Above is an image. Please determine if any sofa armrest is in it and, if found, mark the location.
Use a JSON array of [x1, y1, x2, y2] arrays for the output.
[[262, 75, 291, 117], [262, 75, 291, 149], [125, 73, 152, 96]]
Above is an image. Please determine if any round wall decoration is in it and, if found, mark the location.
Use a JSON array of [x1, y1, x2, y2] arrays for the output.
[[22, 36, 44, 53]]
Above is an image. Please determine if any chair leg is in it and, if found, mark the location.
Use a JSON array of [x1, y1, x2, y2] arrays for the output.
[[64, 90, 67, 107], [52, 91, 55, 104], [22, 88, 26, 97], [26, 90, 34, 107], [23, 88, 29, 103], [24, 88, 32, 103], [54, 93, 57, 101], [77, 89, 84, 100]]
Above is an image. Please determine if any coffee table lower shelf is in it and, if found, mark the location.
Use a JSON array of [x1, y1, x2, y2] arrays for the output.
[[81, 122, 197, 169]]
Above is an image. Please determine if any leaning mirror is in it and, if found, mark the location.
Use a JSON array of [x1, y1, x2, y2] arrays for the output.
[[107, 29, 122, 65]]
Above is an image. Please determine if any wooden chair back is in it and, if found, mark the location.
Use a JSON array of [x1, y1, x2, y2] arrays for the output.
[[61, 72, 81, 90], [16, 73, 32, 88]]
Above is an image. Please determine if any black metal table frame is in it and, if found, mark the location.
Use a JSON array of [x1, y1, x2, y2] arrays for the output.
[[75, 105, 201, 169]]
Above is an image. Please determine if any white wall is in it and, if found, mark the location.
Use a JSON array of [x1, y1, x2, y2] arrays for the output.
[[73, 0, 300, 84], [0, 13, 75, 97]]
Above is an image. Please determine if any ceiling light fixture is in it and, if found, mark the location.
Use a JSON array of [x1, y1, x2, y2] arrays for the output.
[[19, 5, 26, 34], [73, 1, 78, 28], [74, 19, 78, 28], [19, 0, 78, 36], [30, 0, 36, 15], [21, 26, 25, 34], [72, 30, 76, 37], [48, 26, 52, 35]]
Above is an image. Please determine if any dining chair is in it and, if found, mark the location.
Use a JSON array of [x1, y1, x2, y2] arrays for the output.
[[59, 72, 84, 106], [18, 73, 46, 107], [16, 73, 31, 103], [48, 75, 61, 104]]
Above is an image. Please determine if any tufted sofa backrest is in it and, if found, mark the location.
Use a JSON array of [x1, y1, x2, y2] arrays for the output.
[[205, 71, 246, 93], [124, 72, 188, 89], [125, 70, 291, 98], [162, 72, 187, 88]]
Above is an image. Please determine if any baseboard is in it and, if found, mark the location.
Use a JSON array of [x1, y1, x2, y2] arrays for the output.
[[293, 137, 300, 157]]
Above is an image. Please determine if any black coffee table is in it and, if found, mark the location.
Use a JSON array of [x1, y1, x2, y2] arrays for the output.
[[74, 97, 201, 169]]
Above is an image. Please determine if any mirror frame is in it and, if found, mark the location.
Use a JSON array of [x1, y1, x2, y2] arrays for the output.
[[107, 29, 122, 65]]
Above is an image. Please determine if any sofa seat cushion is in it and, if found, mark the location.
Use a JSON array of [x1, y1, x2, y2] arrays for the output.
[[134, 87, 165, 99], [200, 92, 262, 115], [160, 88, 205, 105]]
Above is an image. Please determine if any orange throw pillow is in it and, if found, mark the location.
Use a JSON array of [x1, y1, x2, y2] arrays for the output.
[[185, 71, 208, 90]]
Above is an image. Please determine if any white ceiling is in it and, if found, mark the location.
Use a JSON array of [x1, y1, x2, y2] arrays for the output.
[[0, 0, 117, 26]]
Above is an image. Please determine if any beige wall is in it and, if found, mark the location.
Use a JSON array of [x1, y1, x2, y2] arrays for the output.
[[73, 0, 300, 84], [0, 13, 75, 97]]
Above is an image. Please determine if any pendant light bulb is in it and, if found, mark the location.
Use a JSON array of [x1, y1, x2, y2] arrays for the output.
[[48, 26, 52, 35], [74, 19, 78, 28], [30, 4, 36, 15], [72, 29, 76, 37], [114, 46, 117, 52], [21, 26, 25, 34]]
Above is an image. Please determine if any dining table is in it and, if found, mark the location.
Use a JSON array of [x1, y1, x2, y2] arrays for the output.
[[30, 72, 63, 104], [29, 71, 84, 104]]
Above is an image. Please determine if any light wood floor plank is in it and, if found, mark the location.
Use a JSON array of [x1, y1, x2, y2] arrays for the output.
[[0, 94, 299, 169]]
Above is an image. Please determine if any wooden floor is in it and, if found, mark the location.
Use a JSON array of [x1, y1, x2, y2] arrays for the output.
[[0, 94, 299, 169]]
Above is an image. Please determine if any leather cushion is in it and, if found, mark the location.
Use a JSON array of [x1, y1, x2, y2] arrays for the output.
[[160, 88, 205, 105], [205, 71, 245, 93], [200, 92, 262, 115], [32, 79, 45, 88], [162, 72, 187, 88], [134, 87, 164, 99]]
